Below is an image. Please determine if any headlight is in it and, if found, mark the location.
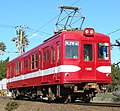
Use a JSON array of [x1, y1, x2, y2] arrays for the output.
[[106, 73, 111, 77], [65, 73, 70, 77]]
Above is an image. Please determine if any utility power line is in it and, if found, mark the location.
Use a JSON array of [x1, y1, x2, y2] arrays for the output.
[[0, 0, 80, 39], [0, 24, 16, 28]]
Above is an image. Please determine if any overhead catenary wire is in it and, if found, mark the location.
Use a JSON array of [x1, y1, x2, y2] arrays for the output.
[[28, 28, 52, 36], [71, 0, 80, 6], [29, 0, 80, 37], [107, 29, 120, 47], [107, 29, 120, 35], [28, 15, 59, 39]]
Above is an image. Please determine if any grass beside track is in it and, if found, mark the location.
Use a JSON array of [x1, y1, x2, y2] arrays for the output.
[[92, 92, 120, 103]]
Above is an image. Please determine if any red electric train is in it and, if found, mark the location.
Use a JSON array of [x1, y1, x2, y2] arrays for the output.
[[6, 28, 112, 103], [6, 6, 112, 103]]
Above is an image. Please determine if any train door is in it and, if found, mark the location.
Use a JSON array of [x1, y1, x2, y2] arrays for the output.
[[49, 44, 56, 82], [39, 51, 43, 82], [42, 47, 50, 83], [55, 42, 61, 81], [49, 42, 60, 82], [81, 41, 96, 80]]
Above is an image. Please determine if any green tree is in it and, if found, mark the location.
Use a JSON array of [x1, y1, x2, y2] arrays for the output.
[[0, 57, 9, 80], [111, 64, 120, 84], [109, 64, 120, 91], [11, 28, 29, 54], [0, 42, 6, 55]]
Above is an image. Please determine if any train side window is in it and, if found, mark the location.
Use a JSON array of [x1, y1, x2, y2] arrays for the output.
[[47, 50, 49, 60], [40, 52, 42, 67], [84, 44, 92, 61], [13, 64, 15, 76], [32, 54, 35, 69], [32, 52, 39, 70], [44, 52, 47, 62], [65, 40, 79, 59], [35, 52, 38, 68], [24, 60, 27, 70], [10, 65, 12, 74], [18, 61, 21, 74], [14, 64, 16, 75], [15, 63, 17, 74], [24, 60, 26, 69], [44, 50, 49, 62], [51, 46, 55, 64], [57, 44, 60, 62], [98, 43, 109, 60], [28, 57, 30, 70], [7, 67, 10, 78], [16, 61, 21, 75], [24, 58, 30, 71]]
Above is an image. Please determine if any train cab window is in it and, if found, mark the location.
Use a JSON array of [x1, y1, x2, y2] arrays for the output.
[[84, 44, 92, 61], [98, 43, 109, 60], [65, 40, 79, 59]]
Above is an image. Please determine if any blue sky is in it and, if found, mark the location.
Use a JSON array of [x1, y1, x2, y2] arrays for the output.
[[0, 0, 120, 64]]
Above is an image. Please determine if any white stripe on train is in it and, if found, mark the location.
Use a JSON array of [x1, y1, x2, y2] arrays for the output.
[[7, 65, 111, 83], [7, 65, 81, 83], [96, 66, 111, 73]]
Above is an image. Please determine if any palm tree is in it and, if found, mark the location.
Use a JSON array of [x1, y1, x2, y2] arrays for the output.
[[11, 28, 29, 54], [0, 42, 6, 55]]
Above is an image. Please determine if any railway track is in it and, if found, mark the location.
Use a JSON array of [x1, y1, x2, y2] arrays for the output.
[[72, 101, 120, 107], [1, 96, 120, 107]]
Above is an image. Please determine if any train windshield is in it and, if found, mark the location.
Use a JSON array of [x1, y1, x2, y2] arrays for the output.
[[65, 40, 79, 58], [98, 43, 109, 60]]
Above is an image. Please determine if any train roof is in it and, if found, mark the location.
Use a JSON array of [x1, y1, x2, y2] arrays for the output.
[[8, 29, 110, 64], [45, 29, 109, 41]]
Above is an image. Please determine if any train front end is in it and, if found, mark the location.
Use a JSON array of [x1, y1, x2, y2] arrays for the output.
[[60, 28, 112, 102]]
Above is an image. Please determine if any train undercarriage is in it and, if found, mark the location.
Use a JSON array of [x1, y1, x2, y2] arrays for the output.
[[10, 83, 100, 103]]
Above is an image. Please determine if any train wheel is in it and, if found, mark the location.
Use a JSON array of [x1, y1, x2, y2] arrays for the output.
[[82, 96, 90, 103], [55, 95, 69, 103], [48, 87, 55, 102], [71, 96, 77, 103], [12, 91, 19, 100], [48, 96, 55, 103], [85, 97, 90, 103], [61, 95, 71, 103], [12, 92, 17, 100], [55, 97, 62, 103]]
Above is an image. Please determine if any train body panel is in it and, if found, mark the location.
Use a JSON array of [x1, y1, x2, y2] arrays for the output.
[[6, 28, 112, 102]]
